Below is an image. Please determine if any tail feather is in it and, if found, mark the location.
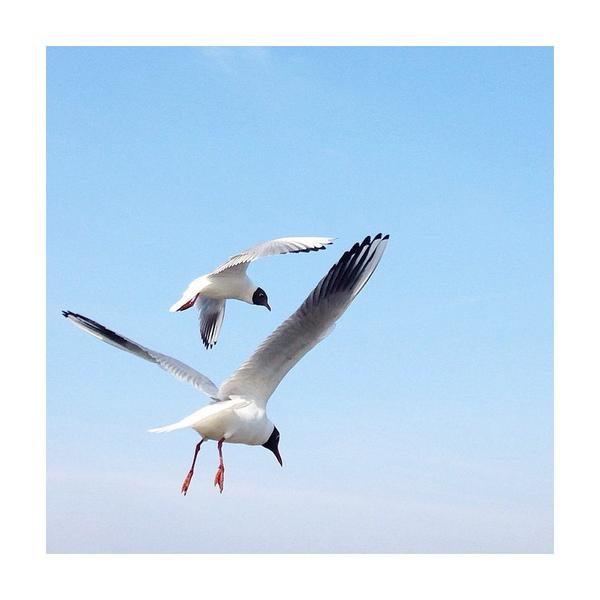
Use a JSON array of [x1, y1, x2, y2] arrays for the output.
[[169, 277, 206, 312], [148, 421, 186, 433], [169, 293, 199, 312]]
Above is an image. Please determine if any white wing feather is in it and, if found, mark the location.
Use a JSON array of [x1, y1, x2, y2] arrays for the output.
[[196, 297, 226, 349], [63, 311, 219, 399], [212, 236, 334, 274], [217, 234, 389, 407]]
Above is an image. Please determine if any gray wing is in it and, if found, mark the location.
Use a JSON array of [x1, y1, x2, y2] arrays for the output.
[[217, 234, 389, 407], [62, 311, 219, 399], [196, 297, 226, 349], [212, 236, 335, 275]]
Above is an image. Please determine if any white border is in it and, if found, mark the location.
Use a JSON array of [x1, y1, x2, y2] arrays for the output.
[[4, 0, 600, 597]]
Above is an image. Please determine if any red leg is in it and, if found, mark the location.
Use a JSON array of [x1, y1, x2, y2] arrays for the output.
[[181, 439, 204, 495], [213, 438, 226, 494], [177, 293, 200, 311]]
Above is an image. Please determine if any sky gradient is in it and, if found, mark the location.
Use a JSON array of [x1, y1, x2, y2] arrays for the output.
[[47, 46, 553, 553]]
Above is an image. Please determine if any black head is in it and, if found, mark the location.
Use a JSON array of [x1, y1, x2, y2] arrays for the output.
[[252, 287, 271, 311], [262, 426, 282, 466]]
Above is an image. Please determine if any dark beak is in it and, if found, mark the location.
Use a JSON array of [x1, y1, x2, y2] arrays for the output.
[[272, 446, 283, 466], [262, 427, 282, 465], [265, 302, 271, 312]]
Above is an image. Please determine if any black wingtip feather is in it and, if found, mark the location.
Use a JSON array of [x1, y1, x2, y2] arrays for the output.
[[288, 244, 329, 255], [201, 313, 220, 350], [313, 233, 389, 303]]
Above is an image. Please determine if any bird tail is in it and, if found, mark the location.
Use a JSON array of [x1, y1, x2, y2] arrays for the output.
[[148, 420, 187, 433], [169, 277, 207, 312], [169, 292, 199, 313]]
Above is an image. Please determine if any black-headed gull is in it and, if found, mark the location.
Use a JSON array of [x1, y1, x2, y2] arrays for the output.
[[169, 236, 334, 349], [63, 233, 388, 494]]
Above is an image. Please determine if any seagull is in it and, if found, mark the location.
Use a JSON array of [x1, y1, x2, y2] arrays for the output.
[[63, 233, 389, 494], [169, 236, 334, 349]]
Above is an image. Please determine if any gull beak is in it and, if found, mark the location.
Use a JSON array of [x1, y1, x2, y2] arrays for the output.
[[262, 427, 282, 465]]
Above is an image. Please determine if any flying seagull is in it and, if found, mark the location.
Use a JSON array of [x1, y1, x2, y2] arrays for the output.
[[169, 236, 334, 349], [63, 233, 389, 494]]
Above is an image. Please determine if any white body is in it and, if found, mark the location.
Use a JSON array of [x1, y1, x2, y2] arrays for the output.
[[175, 272, 256, 305], [152, 398, 274, 446]]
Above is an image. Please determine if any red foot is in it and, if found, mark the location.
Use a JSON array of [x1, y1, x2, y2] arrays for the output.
[[181, 470, 194, 495], [177, 294, 199, 311], [213, 465, 225, 494]]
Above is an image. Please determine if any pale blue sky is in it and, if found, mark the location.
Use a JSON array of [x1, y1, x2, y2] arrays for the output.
[[47, 46, 552, 553]]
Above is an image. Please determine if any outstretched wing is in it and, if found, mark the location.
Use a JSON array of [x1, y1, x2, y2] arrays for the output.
[[196, 297, 226, 349], [62, 311, 219, 399], [212, 236, 334, 275], [217, 234, 389, 406]]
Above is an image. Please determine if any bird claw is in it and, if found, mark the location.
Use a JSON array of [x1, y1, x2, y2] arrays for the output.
[[181, 470, 193, 495], [213, 465, 225, 493]]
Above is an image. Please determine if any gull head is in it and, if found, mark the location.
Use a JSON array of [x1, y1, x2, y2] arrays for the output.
[[262, 426, 282, 466], [252, 287, 271, 311]]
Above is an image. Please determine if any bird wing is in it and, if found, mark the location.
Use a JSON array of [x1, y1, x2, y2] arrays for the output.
[[217, 234, 389, 407], [62, 311, 219, 399], [196, 297, 226, 349], [212, 236, 335, 275]]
